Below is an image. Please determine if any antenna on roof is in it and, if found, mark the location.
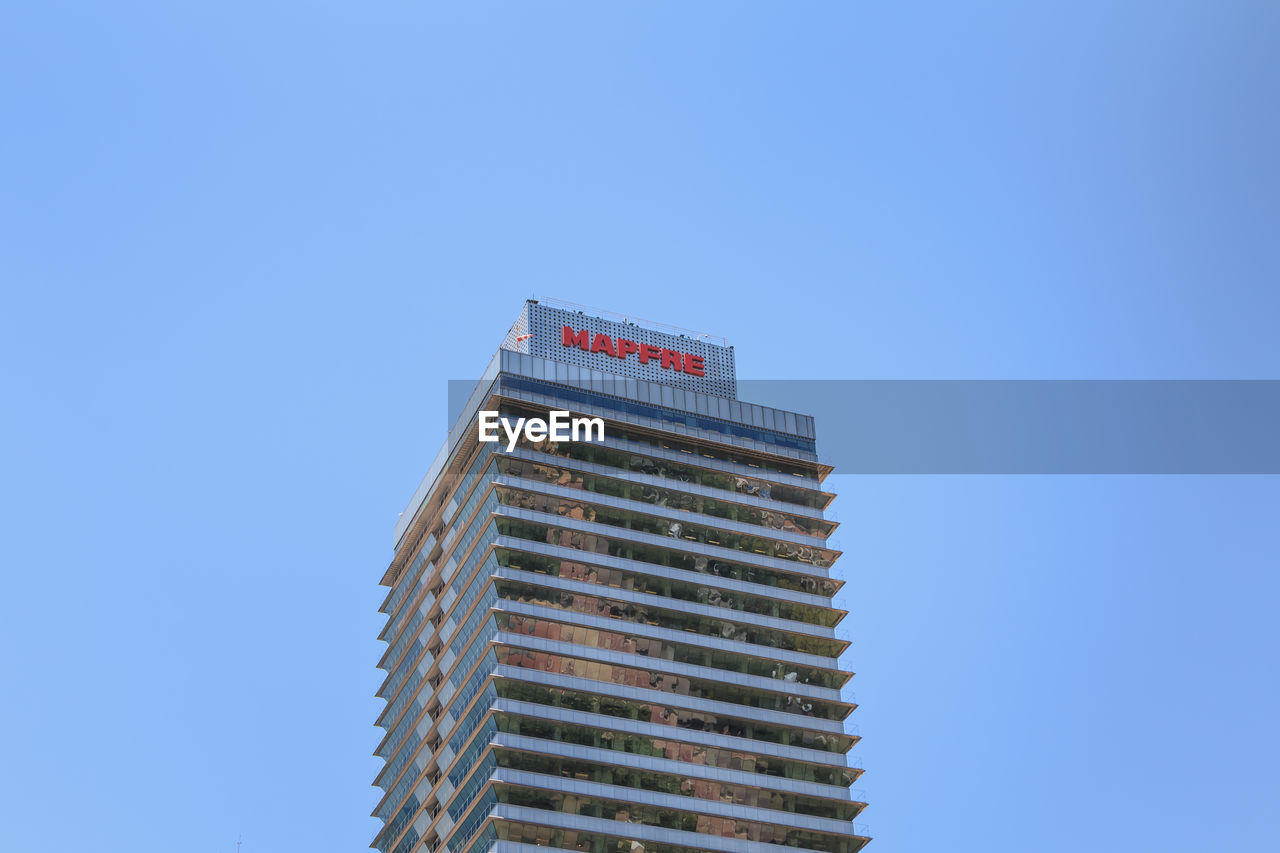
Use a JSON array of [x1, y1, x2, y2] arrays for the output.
[[538, 296, 729, 347]]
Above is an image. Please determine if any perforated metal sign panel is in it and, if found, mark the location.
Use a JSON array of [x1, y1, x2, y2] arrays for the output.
[[522, 302, 737, 399]]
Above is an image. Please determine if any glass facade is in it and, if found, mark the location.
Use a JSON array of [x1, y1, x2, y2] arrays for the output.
[[374, 302, 867, 853]]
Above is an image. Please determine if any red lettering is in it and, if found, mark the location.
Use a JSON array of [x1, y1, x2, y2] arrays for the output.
[[591, 334, 617, 357], [563, 327, 707, 380], [562, 326, 589, 350]]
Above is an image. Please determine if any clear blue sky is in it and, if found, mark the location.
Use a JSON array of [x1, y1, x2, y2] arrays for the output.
[[2, 3, 1277, 852]]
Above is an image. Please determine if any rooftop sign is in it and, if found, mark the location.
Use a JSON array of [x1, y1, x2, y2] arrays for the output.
[[561, 325, 706, 376], [508, 301, 737, 398]]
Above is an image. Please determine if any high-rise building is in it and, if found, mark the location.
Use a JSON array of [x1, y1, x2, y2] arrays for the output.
[[372, 300, 867, 853]]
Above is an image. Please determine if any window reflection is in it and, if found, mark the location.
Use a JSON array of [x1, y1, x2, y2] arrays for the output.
[[496, 549, 842, 630], [496, 486, 836, 569], [500, 402, 823, 489], [491, 489, 839, 573], [494, 713, 860, 787], [496, 609, 841, 688], [494, 681, 852, 752], [496, 572, 844, 658], [497, 456, 833, 537], [493, 646, 849, 720], [493, 785, 868, 853], [492, 747, 863, 820]]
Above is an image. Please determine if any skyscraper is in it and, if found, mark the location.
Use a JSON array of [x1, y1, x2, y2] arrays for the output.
[[372, 300, 867, 853]]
